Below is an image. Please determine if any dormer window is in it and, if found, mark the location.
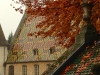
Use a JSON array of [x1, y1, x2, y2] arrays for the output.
[[33, 48, 38, 55], [49, 47, 55, 54]]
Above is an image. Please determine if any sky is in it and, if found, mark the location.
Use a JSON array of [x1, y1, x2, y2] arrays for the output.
[[0, 0, 24, 40]]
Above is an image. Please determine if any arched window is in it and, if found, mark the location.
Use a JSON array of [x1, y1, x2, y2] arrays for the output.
[[9, 65, 14, 75]]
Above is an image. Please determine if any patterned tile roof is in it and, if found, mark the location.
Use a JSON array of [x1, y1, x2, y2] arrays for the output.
[[6, 14, 66, 63], [52, 40, 100, 75], [51, 24, 100, 75]]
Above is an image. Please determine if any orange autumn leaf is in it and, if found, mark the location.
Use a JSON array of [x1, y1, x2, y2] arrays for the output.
[[12, 0, 100, 48]]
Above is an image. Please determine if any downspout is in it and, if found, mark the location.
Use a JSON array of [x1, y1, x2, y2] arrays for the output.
[[4, 46, 6, 75]]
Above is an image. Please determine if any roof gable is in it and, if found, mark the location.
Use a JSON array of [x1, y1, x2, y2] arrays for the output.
[[6, 15, 66, 63], [0, 25, 7, 46]]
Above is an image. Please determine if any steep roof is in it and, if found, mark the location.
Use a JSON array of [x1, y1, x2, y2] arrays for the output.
[[6, 14, 66, 63], [52, 39, 100, 75], [41, 23, 100, 75], [0, 25, 8, 46], [51, 24, 100, 75], [9, 12, 27, 50]]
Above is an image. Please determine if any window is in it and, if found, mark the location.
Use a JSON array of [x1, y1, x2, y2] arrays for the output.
[[34, 64, 39, 75], [49, 47, 55, 54], [9, 65, 14, 75], [33, 48, 38, 55], [22, 65, 27, 75]]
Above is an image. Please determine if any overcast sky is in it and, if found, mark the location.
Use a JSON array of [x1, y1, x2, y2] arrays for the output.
[[0, 0, 24, 40]]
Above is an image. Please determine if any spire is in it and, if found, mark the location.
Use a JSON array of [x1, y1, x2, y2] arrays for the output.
[[0, 24, 8, 46], [75, 0, 100, 47], [82, 0, 99, 42]]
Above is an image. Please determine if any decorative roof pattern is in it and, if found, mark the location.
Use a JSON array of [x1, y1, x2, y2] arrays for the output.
[[0, 25, 8, 46], [60, 42, 100, 75], [6, 15, 66, 63], [51, 39, 100, 75]]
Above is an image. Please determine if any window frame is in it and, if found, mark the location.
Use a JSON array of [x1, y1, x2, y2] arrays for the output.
[[22, 65, 27, 75], [33, 48, 38, 55], [49, 46, 55, 54], [34, 64, 39, 75], [9, 65, 14, 75]]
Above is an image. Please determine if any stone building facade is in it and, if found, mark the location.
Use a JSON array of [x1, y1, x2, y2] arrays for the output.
[[0, 25, 8, 75]]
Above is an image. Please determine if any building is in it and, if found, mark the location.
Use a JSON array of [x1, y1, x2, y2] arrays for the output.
[[0, 25, 8, 75], [51, 22, 100, 75], [5, 13, 66, 75]]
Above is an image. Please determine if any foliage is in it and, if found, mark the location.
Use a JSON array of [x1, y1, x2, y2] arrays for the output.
[[12, 0, 100, 48], [7, 32, 13, 44]]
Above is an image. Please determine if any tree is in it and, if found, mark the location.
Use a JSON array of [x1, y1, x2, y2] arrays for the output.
[[7, 32, 13, 44], [12, 0, 100, 48]]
